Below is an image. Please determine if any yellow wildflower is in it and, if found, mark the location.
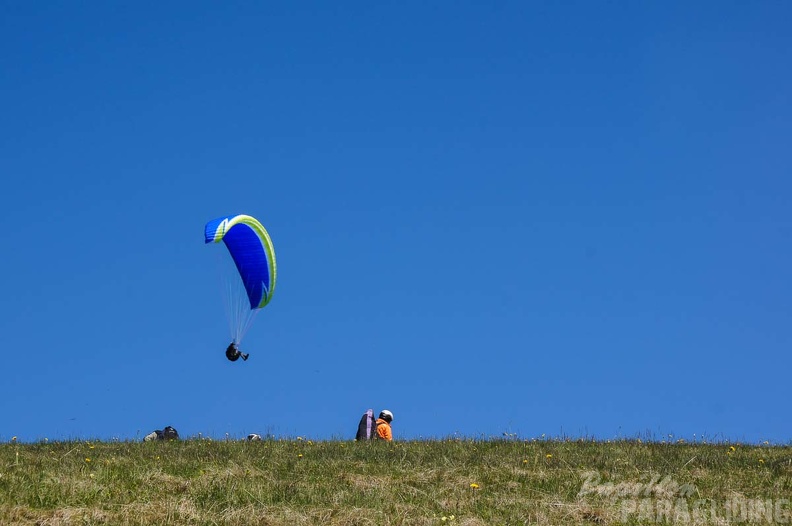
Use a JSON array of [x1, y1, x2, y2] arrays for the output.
[[546, 454, 553, 459], [85, 458, 91, 463], [470, 483, 479, 489]]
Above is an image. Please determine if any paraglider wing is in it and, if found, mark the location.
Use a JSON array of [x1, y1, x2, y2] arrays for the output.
[[205, 214, 277, 309]]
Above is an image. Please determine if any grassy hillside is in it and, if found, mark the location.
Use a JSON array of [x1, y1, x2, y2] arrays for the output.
[[1, 438, 790, 525]]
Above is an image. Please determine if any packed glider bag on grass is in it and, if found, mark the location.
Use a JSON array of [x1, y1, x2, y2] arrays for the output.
[[205, 214, 277, 361]]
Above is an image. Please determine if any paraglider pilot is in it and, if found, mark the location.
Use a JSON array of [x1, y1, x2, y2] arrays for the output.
[[226, 341, 249, 362]]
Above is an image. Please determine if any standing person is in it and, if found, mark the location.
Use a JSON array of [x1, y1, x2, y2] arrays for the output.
[[376, 410, 394, 441]]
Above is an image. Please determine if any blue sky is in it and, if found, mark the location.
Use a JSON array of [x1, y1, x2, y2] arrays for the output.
[[1, 1, 790, 443]]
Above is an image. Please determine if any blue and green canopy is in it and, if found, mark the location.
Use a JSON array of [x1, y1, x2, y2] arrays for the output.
[[204, 214, 277, 310]]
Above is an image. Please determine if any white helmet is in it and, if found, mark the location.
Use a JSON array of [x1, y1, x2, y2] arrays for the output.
[[379, 410, 394, 422]]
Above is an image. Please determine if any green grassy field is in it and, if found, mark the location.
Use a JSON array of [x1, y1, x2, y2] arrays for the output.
[[1, 437, 790, 525]]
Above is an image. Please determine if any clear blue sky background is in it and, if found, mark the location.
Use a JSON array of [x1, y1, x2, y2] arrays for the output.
[[1, 1, 790, 444]]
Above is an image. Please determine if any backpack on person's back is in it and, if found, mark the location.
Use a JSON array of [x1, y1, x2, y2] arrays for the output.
[[355, 409, 380, 440]]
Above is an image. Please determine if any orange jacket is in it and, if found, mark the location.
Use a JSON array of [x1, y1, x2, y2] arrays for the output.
[[375, 418, 392, 441]]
